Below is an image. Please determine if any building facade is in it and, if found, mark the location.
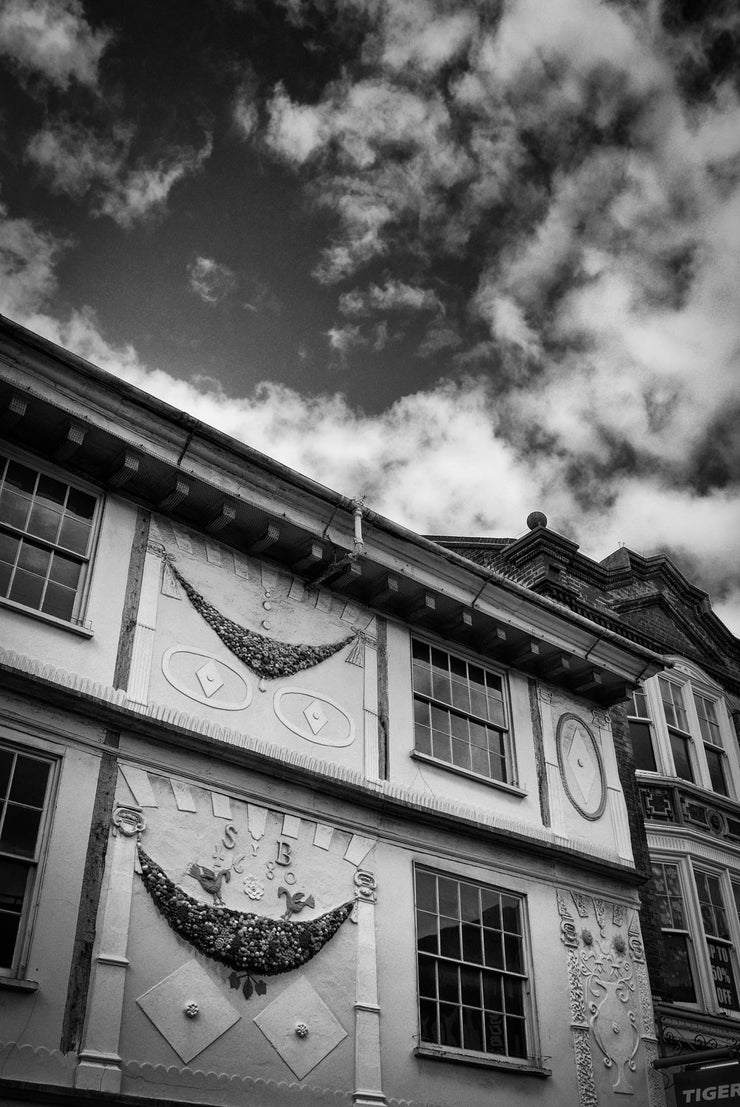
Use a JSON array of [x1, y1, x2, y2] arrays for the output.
[[0, 316, 672, 1107], [436, 522, 740, 1101]]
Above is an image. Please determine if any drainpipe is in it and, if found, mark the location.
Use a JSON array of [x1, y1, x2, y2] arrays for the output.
[[308, 497, 365, 588]]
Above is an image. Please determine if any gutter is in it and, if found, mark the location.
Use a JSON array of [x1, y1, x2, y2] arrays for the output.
[[0, 314, 671, 672]]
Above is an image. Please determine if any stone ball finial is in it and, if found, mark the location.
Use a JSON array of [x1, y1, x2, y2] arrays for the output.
[[526, 511, 548, 530]]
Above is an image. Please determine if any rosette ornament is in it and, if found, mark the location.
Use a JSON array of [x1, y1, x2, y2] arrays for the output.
[[170, 565, 355, 680], [137, 846, 353, 975]]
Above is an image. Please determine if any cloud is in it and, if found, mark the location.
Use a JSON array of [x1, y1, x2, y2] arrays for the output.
[[26, 122, 212, 226], [339, 280, 440, 316], [0, 0, 111, 88], [0, 202, 64, 318], [187, 256, 238, 305]]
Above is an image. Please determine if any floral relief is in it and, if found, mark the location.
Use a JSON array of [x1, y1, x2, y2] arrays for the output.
[[137, 845, 353, 988]]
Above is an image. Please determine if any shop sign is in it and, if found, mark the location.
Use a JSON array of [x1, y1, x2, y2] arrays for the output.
[[707, 940, 740, 1011], [674, 1062, 740, 1104]]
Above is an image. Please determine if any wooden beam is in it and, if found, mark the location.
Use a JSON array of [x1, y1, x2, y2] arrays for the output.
[[206, 500, 236, 533], [249, 522, 280, 554], [572, 668, 603, 694], [332, 559, 362, 590], [293, 542, 325, 573], [54, 419, 87, 462], [540, 652, 572, 680], [159, 476, 191, 512], [509, 639, 541, 669], [407, 592, 436, 623], [108, 449, 140, 489], [371, 574, 400, 605], [0, 391, 27, 430]]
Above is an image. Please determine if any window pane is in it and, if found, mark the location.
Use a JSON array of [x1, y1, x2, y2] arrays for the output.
[[438, 960, 459, 1003], [9, 755, 50, 808], [661, 932, 697, 1003], [418, 955, 437, 998], [706, 747, 728, 796], [416, 870, 437, 913], [48, 552, 81, 588], [419, 999, 438, 1043], [670, 733, 694, 782], [439, 1003, 461, 1048], [26, 503, 62, 544], [0, 910, 22, 970], [0, 531, 19, 567], [462, 1006, 484, 1052], [0, 489, 31, 529], [9, 569, 45, 610], [0, 804, 43, 857], [42, 582, 76, 621], [16, 540, 50, 577], [4, 461, 36, 494], [0, 751, 12, 799], [629, 720, 657, 772]]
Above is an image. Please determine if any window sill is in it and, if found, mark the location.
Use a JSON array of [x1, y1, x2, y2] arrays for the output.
[[414, 1044, 550, 1077], [0, 976, 38, 994], [411, 751, 526, 797], [0, 597, 93, 638]]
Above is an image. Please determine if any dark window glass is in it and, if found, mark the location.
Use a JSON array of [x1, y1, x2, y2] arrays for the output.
[[706, 747, 728, 796], [415, 868, 529, 1061], [0, 747, 53, 972], [670, 733, 694, 783], [629, 720, 657, 772]]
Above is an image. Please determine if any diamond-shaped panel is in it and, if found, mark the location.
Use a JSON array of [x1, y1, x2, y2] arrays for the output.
[[254, 976, 347, 1079], [304, 699, 328, 735], [196, 660, 225, 699], [136, 959, 240, 1064]]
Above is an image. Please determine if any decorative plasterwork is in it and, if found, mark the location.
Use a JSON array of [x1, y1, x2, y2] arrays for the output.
[[254, 977, 348, 1080], [161, 646, 252, 710], [274, 688, 355, 747], [170, 563, 356, 680], [556, 888, 663, 1105], [0, 646, 636, 869], [556, 713, 607, 821], [136, 960, 241, 1064]]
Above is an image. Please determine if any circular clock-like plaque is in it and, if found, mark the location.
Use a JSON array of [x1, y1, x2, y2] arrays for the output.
[[556, 712, 606, 820]]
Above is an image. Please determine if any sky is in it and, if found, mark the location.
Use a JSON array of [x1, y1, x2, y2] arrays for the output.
[[1, 0, 739, 634]]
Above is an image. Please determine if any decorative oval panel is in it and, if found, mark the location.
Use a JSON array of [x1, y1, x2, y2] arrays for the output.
[[274, 689, 355, 747], [556, 712, 606, 820], [162, 647, 252, 711]]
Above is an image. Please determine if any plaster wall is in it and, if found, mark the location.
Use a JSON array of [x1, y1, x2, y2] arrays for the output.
[[107, 763, 364, 1095], [142, 521, 374, 778], [0, 495, 137, 686]]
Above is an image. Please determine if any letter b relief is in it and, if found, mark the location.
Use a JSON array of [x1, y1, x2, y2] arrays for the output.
[[276, 839, 292, 866]]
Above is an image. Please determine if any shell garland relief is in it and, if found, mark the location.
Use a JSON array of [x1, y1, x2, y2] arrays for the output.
[[124, 770, 374, 1002]]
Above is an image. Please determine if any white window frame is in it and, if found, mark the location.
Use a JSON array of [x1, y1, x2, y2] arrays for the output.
[[0, 446, 103, 631], [0, 737, 59, 979], [413, 863, 539, 1069], [410, 636, 517, 790], [652, 853, 740, 1019], [636, 662, 738, 800]]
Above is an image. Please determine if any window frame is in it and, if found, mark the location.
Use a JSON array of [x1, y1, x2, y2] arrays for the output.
[[633, 669, 736, 800], [627, 688, 658, 773], [0, 448, 102, 632], [651, 855, 740, 1019], [0, 738, 58, 979], [651, 859, 700, 1008], [410, 636, 517, 791], [413, 864, 540, 1071]]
